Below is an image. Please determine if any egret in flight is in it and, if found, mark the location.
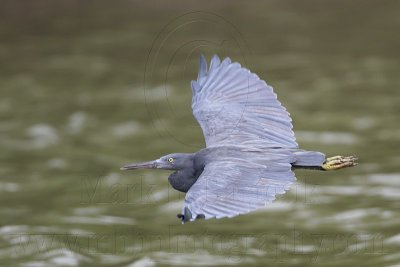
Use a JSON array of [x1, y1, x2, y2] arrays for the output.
[[121, 55, 358, 223]]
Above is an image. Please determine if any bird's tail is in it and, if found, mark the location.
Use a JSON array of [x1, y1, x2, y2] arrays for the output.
[[292, 150, 326, 166]]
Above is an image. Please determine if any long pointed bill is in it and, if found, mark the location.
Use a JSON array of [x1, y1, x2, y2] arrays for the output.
[[120, 160, 160, 171]]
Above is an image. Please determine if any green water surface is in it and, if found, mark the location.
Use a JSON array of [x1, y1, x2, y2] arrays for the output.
[[0, 1, 399, 266]]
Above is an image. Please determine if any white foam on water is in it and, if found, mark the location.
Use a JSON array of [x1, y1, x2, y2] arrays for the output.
[[148, 189, 169, 202], [72, 207, 104, 216], [50, 255, 79, 266], [67, 111, 88, 135], [246, 248, 265, 256], [365, 173, 400, 186], [103, 172, 121, 186], [97, 254, 133, 265], [280, 244, 316, 253], [27, 124, 59, 149], [46, 158, 68, 169], [287, 182, 333, 204], [295, 131, 357, 144], [63, 215, 135, 225], [385, 234, 400, 245], [332, 208, 380, 221], [383, 253, 400, 262], [128, 85, 173, 102], [328, 208, 392, 232], [0, 182, 19, 192], [256, 201, 294, 212], [0, 225, 64, 246], [0, 225, 29, 234], [20, 261, 49, 267], [367, 187, 400, 200], [352, 173, 400, 199], [159, 200, 184, 212], [151, 250, 252, 266], [67, 228, 94, 236], [112, 121, 141, 138], [297, 245, 316, 253], [42, 249, 90, 266], [352, 117, 375, 130], [126, 257, 156, 267], [312, 185, 364, 196]]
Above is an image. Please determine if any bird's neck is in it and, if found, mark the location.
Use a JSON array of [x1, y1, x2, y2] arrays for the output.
[[168, 167, 198, 193]]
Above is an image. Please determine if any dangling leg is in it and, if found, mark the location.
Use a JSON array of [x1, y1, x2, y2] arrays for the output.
[[322, 155, 358, 170], [291, 151, 358, 171]]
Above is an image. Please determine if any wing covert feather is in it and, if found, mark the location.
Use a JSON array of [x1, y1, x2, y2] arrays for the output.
[[182, 154, 296, 221]]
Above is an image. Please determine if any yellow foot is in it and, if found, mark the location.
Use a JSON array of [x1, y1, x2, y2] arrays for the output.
[[322, 155, 358, 170]]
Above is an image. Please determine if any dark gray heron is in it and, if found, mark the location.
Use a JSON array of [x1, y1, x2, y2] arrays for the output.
[[121, 55, 358, 223]]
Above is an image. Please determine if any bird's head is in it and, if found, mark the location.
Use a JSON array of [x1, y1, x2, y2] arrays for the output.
[[120, 153, 194, 171]]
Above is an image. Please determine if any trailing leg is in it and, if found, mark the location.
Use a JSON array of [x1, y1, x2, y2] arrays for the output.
[[321, 155, 358, 170]]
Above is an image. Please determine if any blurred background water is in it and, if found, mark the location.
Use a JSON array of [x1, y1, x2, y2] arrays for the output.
[[0, 1, 399, 266]]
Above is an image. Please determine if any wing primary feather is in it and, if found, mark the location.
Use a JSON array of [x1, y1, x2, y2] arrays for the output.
[[192, 54, 298, 148], [197, 54, 207, 82], [209, 55, 221, 72], [191, 80, 201, 95]]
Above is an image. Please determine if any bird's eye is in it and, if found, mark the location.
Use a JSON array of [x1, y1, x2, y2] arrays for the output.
[[168, 157, 174, 163]]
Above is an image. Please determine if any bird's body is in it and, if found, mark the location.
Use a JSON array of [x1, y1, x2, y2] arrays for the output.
[[167, 147, 326, 193], [122, 55, 358, 223]]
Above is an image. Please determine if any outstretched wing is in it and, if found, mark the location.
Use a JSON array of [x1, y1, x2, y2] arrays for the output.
[[181, 151, 296, 222], [191, 55, 298, 148]]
